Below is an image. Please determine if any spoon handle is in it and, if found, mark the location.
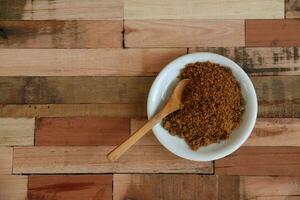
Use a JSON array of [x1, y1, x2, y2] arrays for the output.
[[106, 108, 169, 161]]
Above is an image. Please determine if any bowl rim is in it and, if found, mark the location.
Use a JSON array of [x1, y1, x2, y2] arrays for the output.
[[147, 52, 258, 161]]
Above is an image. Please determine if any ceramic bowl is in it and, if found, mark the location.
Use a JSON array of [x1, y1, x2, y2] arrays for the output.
[[147, 52, 258, 161]]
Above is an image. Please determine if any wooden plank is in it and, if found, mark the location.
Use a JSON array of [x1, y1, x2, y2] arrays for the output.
[[132, 118, 300, 147], [241, 176, 300, 200], [246, 118, 300, 146], [0, 48, 186, 76], [0, 104, 147, 118], [0, 0, 123, 20], [217, 176, 240, 200], [0, 20, 123, 48], [246, 19, 300, 47], [28, 175, 112, 200], [0, 175, 27, 200], [130, 118, 160, 145], [113, 174, 217, 200], [286, 0, 300, 18], [0, 147, 12, 174], [0, 77, 154, 104], [0, 76, 298, 118], [215, 147, 300, 175], [35, 117, 130, 146], [125, 20, 245, 47], [0, 118, 34, 146], [189, 47, 300, 76], [13, 146, 213, 174], [124, 0, 284, 19]]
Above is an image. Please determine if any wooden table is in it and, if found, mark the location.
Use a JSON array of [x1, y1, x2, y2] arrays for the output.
[[0, 0, 299, 199]]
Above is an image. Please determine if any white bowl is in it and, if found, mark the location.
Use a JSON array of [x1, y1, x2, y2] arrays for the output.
[[147, 52, 258, 161]]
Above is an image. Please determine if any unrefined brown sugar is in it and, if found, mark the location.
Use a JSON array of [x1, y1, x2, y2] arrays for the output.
[[162, 62, 244, 150]]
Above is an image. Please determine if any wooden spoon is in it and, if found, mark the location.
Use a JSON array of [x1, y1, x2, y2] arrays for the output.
[[107, 79, 190, 161]]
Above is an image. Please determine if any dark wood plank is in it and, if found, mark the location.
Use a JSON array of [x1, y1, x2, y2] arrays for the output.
[[0, 76, 298, 118], [0, 20, 123, 48], [13, 146, 213, 174], [0, 104, 147, 118], [0, 0, 123, 20], [28, 175, 112, 200], [113, 174, 217, 200], [217, 176, 240, 200], [35, 117, 130, 146], [190, 47, 300, 76], [286, 0, 300, 18], [246, 19, 300, 47], [125, 20, 244, 47], [215, 147, 300, 175], [0, 77, 154, 104]]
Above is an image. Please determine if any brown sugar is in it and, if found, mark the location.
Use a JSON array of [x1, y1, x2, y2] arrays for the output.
[[162, 61, 244, 150]]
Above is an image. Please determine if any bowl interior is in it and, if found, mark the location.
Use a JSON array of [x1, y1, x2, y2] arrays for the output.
[[147, 52, 258, 161]]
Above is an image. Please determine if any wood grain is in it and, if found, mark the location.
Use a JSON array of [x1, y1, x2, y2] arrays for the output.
[[0, 104, 147, 118], [246, 19, 300, 47], [189, 47, 300, 76], [130, 118, 160, 145], [0, 147, 12, 174], [35, 117, 130, 146], [0, 77, 154, 104], [131, 118, 300, 147], [0, 175, 28, 200], [241, 176, 300, 200], [13, 146, 213, 174], [0, 48, 186, 76], [124, 0, 284, 19], [28, 175, 112, 200], [113, 174, 217, 200], [0, 20, 123, 48], [125, 20, 245, 47], [0, 0, 123, 20], [218, 176, 240, 200], [246, 118, 300, 146], [286, 0, 300, 18], [215, 147, 300, 175], [0, 118, 34, 146]]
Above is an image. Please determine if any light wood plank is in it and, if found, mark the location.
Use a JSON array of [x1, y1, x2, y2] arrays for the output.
[[241, 176, 300, 200], [0, 147, 12, 174], [190, 47, 300, 76], [132, 118, 300, 147], [246, 118, 300, 146], [0, 118, 34, 146], [0, 0, 123, 20], [0, 48, 186, 76], [35, 117, 130, 146], [124, 0, 284, 19], [286, 0, 300, 18], [0, 104, 147, 118], [0, 20, 122, 48], [0, 175, 27, 200], [13, 146, 213, 174], [125, 20, 245, 47], [215, 147, 300, 175], [113, 174, 217, 200], [246, 19, 300, 47], [28, 175, 112, 200]]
